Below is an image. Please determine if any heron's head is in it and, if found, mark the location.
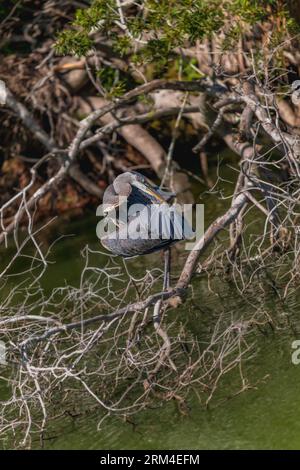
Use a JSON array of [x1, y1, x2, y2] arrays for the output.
[[103, 171, 175, 214]]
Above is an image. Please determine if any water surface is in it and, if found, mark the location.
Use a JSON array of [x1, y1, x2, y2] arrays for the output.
[[1, 164, 300, 450]]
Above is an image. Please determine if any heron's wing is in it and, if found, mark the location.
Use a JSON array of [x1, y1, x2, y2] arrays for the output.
[[148, 204, 194, 240], [104, 203, 194, 241]]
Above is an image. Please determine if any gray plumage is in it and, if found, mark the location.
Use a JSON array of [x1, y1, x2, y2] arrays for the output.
[[100, 171, 193, 258]]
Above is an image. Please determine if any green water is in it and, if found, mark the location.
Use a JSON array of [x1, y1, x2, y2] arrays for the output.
[[39, 225, 300, 450], [2, 164, 300, 450], [41, 276, 300, 450]]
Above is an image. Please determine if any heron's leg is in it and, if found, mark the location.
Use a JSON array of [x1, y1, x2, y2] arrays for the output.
[[163, 247, 171, 290]]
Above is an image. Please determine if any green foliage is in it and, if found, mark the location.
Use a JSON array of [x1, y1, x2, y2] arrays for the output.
[[107, 82, 127, 98], [182, 58, 204, 80], [228, 0, 266, 24], [141, 38, 171, 64], [96, 66, 127, 97], [55, 0, 299, 63], [56, 0, 116, 57], [96, 67, 117, 89], [112, 35, 132, 57], [169, 58, 204, 80], [56, 30, 92, 56], [222, 24, 244, 50], [180, 1, 225, 43], [73, 0, 117, 30]]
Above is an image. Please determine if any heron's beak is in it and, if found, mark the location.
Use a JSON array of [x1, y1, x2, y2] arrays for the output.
[[132, 181, 175, 203], [155, 187, 176, 202]]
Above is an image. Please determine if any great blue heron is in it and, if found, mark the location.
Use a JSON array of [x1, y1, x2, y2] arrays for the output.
[[100, 171, 193, 288]]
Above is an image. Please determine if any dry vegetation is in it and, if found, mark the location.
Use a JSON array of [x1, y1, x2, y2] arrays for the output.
[[0, 0, 300, 447]]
